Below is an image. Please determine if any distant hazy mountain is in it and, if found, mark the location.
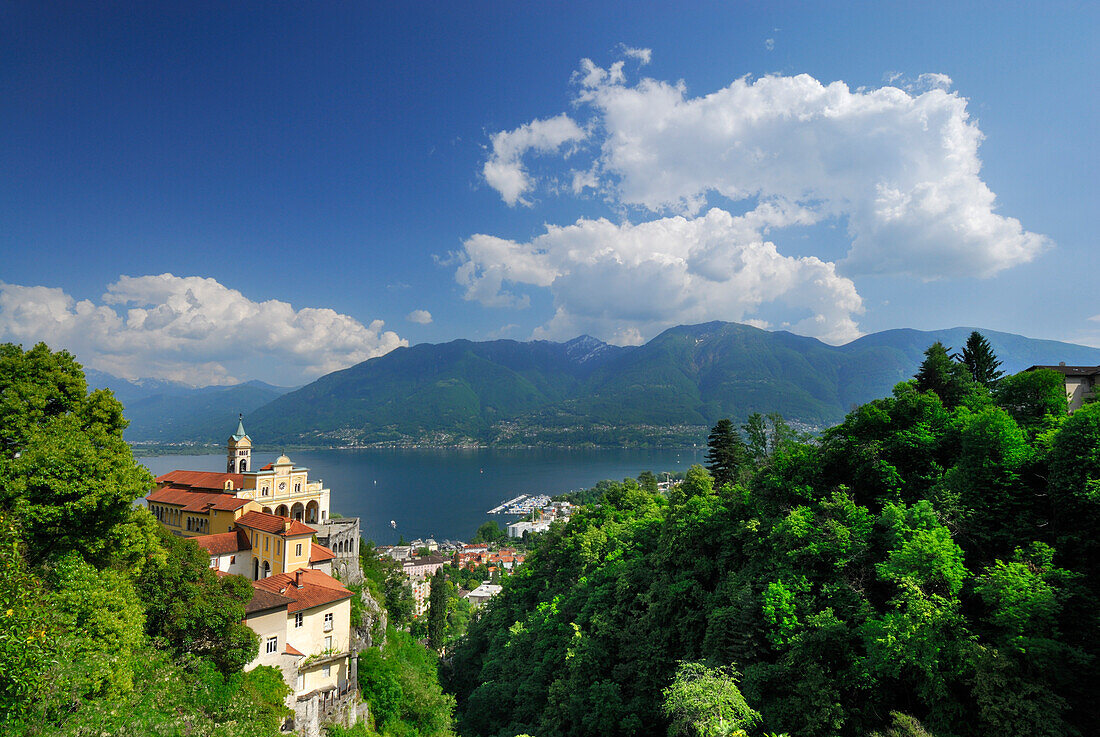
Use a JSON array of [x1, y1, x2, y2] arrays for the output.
[[226, 322, 1100, 448], [85, 370, 296, 443]]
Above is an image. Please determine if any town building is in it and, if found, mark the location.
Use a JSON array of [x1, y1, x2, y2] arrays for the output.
[[411, 578, 431, 617], [463, 582, 503, 608], [1025, 363, 1100, 412], [402, 554, 447, 580]]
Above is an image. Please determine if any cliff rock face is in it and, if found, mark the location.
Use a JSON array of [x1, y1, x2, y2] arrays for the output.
[[353, 588, 387, 652]]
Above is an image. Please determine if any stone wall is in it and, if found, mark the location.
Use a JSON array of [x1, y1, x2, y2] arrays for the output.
[[312, 517, 362, 583]]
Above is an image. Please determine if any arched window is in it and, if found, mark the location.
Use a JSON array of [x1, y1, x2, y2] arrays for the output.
[[262, 561, 271, 578], [239, 459, 247, 473], [253, 558, 259, 580]]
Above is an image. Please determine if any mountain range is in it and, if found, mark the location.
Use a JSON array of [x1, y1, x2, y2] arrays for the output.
[[86, 322, 1100, 449]]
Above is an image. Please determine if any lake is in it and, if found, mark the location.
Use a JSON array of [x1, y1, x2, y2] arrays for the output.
[[140, 447, 704, 545]]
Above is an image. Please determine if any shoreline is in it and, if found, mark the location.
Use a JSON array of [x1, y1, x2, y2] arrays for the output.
[[129, 442, 703, 458]]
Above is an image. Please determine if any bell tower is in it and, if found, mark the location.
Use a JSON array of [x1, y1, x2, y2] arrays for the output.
[[227, 414, 252, 474]]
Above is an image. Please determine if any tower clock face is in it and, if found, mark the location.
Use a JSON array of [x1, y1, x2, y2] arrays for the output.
[[279, 482, 287, 491]]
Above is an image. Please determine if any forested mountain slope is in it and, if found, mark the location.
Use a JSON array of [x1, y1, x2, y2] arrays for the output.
[[242, 322, 1100, 447]]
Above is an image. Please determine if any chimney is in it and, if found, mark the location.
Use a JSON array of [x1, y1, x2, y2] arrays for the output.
[[284, 519, 292, 532]]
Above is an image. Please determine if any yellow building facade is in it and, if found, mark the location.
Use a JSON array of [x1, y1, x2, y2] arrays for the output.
[[147, 418, 331, 536]]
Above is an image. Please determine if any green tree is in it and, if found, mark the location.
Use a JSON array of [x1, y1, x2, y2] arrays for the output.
[[662, 662, 760, 737], [384, 569, 414, 627], [742, 412, 769, 462], [705, 419, 745, 489], [638, 470, 659, 494], [993, 368, 1068, 435], [0, 514, 51, 722], [44, 552, 147, 702], [958, 331, 1004, 387], [915, 341, 980, 409], [134, 528, 258, 674], [472, 520, 506, 544], [0, 343, 154, 566], [427, 568, 447, 652]]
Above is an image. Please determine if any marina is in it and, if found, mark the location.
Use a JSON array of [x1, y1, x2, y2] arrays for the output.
[[488, 493, 552, 515]]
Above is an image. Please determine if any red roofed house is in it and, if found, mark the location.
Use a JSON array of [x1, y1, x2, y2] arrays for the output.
[[190, 513, 364, 733], [249, 568, 359, 728]]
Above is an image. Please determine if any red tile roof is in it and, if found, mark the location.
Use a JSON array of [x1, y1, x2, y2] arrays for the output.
[[155, 470, 244, 491], [285, 643, 305, 657], [309, 543, 336, 563], [252, 568, 353, 613], [146, 487, 254, 512], [192, 528, 252, 555], [245, 586, 295, 615], [236, 511, 316, 537]]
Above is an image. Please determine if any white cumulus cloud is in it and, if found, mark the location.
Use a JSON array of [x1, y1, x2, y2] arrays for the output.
[[0, 274, 407, 385], [488, 56, 1050, 280], [406, 309, 433, 324], [463, 52, 1050, 346], [454, 206, 863, 345], [483, 113, 587, 206]]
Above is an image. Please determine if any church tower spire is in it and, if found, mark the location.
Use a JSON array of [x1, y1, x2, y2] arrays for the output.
[[227, 414, 252, 474]]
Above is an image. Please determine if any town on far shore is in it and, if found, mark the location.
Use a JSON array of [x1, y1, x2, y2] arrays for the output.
[[144, 416, 576, 737]]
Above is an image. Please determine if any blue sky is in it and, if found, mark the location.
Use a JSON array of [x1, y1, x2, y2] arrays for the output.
[[1, 2, 1096, 385]]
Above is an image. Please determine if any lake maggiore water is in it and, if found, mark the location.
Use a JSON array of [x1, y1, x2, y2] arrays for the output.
[[140, 447, 704, 545]]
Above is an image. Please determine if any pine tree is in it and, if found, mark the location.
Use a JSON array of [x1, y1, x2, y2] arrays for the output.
[[915, 341, 978, 408], [959, 331, 1004, 387], [705, 419, 746, 489], [427, 568, 448, 652]]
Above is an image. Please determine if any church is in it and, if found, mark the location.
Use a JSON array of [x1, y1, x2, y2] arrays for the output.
[[147, 416, 331, 536], [146, 417, 360, 577]]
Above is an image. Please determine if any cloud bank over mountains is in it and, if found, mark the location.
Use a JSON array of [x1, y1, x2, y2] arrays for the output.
[[462, 52, 1049, 344], [0, 274, 406, 386]]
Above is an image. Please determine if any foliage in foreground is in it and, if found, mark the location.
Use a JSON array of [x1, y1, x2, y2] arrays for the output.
[[358, 627, 456, 736], [446, 349, 1098, 736], [0, 343, 286, 734]]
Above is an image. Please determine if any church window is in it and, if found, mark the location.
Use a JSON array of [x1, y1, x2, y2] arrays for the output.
[[294, 482, 301, 493]]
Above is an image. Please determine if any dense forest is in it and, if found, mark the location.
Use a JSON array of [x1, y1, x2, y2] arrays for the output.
[[445, 339, 1100, 736]]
